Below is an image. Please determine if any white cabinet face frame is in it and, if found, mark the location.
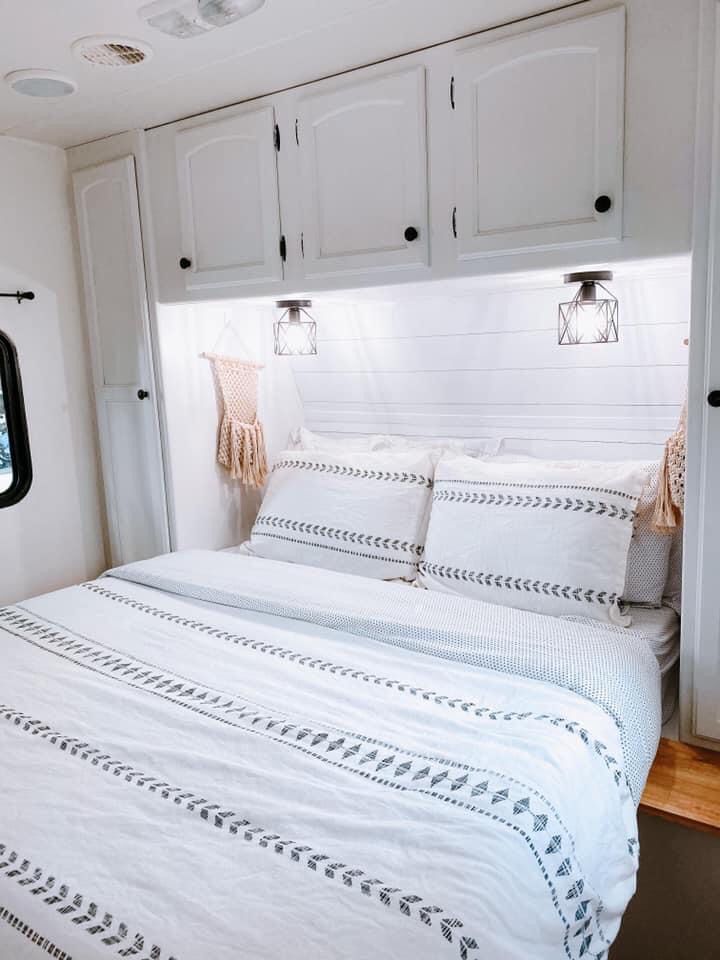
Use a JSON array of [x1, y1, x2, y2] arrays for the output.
[[73, 156, 170, 566], [453, 6, 625, 259], [296, 65, 430, 279], [175, 106, 284, 290]]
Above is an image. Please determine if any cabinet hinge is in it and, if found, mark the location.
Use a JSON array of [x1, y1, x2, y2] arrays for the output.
[[452, 206, 457, 239], [280, 235, 287, 262], [274, 124, 281, 151], [300, 232, 305, 258], [295, 118, 299, 146], [450, 76, 455, 110]]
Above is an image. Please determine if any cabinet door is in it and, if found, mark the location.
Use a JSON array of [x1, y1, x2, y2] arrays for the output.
[[176, 107, 283, 290], [454, 8, 625, 258], [73, 157, 170, 566], [297, 66, 429, 279]]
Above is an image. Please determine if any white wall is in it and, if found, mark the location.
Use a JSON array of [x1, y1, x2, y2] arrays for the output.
[[292, 258, 691, 462], [0, 136, 105, 604], [156, 300, 303, 550]]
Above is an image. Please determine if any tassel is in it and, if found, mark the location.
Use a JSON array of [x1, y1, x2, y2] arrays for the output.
[[221, 418, 269, 486], [652, 446, 682, 532]]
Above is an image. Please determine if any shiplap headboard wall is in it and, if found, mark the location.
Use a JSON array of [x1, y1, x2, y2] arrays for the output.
[[289, 259, 691, 462]]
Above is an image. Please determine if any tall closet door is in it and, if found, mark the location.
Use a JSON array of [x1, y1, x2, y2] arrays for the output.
[[297, 66, 429, 279], [692, 8, 720, 744], [453, 7, 625, 258], [176, 107, 283, 290], [73, 156, 169, 566]]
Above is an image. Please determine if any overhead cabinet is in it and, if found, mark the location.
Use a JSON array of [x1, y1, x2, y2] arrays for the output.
[[175, 106, 284, 290], [452, 7, 625, 258], [296, 66, 429, 279], [144, 4, 643, 301]]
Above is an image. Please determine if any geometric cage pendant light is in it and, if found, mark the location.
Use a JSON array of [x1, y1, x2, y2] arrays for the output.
[[274, 300, 318, 357], [558, 271, 619, 345]]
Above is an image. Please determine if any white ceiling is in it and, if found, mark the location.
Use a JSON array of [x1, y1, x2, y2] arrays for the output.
[[0, 0, 580, 149]]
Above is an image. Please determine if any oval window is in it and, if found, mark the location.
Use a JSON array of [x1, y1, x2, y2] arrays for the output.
[[0, 330, 32, 508]]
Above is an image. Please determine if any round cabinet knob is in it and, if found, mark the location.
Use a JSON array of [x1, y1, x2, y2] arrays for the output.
[[404, 226, 419, 242], [708, 390, 720, 408], [179, 257, 192, 270], [137, 389, 149, 400], [594, 195, 612, 214]]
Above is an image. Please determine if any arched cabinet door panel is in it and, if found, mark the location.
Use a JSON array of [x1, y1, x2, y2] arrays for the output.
[[453, 7, 625, 258], [175, 107, 284, 290], [297, 66, 429, 279], [73, 156, 169, 566]]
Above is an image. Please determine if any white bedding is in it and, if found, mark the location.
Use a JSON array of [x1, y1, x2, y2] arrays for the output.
[[0, 550, 662, 960]]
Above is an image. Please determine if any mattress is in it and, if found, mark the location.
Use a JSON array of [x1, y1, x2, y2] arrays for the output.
[[0, 550, 663, 960]]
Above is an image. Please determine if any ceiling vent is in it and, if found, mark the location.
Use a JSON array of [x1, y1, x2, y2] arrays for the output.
[[72, 36, 153, 67]]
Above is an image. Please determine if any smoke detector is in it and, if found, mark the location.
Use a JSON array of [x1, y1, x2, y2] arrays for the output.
[[5, 69, 78, 98], [139, 0, 265, 39], [72, 36, 153, 67]]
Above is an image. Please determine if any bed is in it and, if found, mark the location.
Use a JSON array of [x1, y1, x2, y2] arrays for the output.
[[0, 548, 664, 960]]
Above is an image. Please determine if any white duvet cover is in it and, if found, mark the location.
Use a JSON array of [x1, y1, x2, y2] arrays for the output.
[[0, 551, 661, 960]]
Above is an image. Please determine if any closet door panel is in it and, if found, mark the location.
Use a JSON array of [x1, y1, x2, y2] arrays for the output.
[[81, 174, 147, 388], [298, 67, 429, 278], [104, 401, 166, 563], [73, 156, 169, 566], [454, 7, 625, 257], [176, 108, 283, 289]]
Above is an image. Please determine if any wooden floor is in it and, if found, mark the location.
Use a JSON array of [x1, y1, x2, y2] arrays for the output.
[[640, 737, 720, 834]]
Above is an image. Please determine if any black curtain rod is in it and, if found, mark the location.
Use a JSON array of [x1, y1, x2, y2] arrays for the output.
[[0, 292, 34, 304]]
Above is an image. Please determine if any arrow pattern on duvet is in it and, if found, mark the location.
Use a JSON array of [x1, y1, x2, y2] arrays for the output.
[[0, 707, 481, 960], [0, 844, 176, 960]]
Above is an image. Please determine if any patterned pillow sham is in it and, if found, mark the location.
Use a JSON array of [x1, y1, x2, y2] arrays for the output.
[[248, 449, 435, 580], [419, 456, 647, 623], [485, 454, 672, 607]]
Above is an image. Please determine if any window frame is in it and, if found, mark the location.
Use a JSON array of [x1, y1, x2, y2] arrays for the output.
[[0, 329, 32, 508]]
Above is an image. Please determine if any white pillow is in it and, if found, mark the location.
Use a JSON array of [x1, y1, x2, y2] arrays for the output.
[[486, 454, 672, 606], [248, 449, 434, 579], [288, 427, 381, 453], [420, 456, 646, 622]]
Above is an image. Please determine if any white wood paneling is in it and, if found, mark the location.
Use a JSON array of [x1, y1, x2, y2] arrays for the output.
[[292, 263, 691, 461]]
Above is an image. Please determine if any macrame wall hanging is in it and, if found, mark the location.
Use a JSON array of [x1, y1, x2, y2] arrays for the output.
[[203, 353, 268, 488], [652, 395, 686, 531]]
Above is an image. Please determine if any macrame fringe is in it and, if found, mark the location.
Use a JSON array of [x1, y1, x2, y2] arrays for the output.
[[219, 417, 269, 486], [204, 352, 268, 489], [651, 395, 686, 532], [652, 446, 683, 532]]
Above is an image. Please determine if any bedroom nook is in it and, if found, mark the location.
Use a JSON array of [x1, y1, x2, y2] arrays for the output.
[[1, 2, 719, 959]]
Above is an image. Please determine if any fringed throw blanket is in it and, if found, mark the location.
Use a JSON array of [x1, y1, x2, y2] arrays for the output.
[[205, 353, 268, 487]]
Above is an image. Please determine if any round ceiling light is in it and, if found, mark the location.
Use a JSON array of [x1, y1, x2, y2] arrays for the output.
[[5, 69, 78, 98], [72, 36, 153, 67]]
